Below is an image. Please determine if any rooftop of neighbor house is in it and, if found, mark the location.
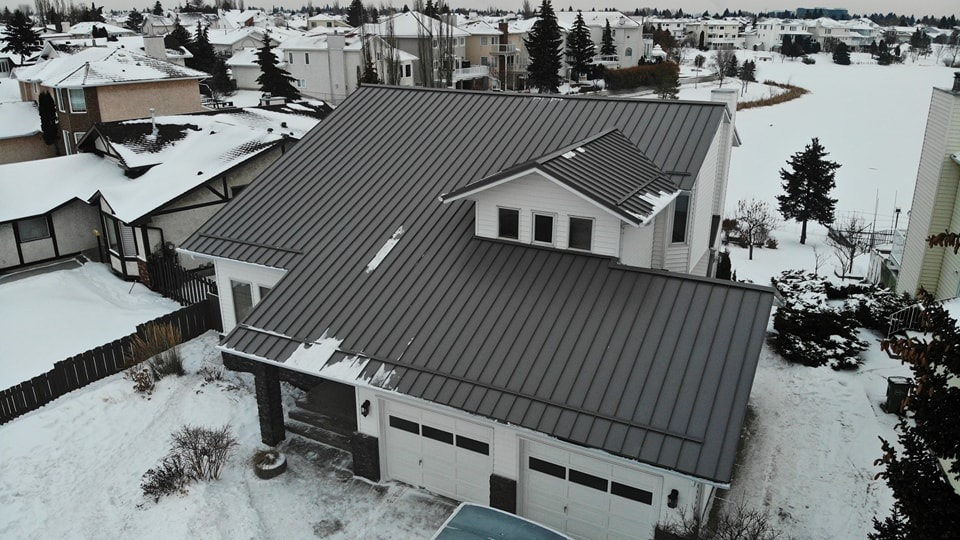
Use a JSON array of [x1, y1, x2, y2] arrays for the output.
[[363, 11, 470, 38], [44, 36, 193, 62], [66, 21, 136, 36], [0, 101, 41, 139], [554, 10, 642, 29], [12, 46, 208, 88], [282, 32, 419, 61], [180, 86, 769, 485], [0, 103, 328, 224]]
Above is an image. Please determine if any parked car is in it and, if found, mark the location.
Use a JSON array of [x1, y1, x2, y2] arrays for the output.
[[432, 503, 572, 540]]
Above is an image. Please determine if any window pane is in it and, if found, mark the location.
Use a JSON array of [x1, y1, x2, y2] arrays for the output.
[[672, 193, 690, 243], [498, 208, 519, 239], [455, 435, 489, 455], [422, 425, 453, 444], [18, 216, 50, 242], [388, 415, 419, 434], [258, 286, 271, 300], [105, 219, 119, 252], [611, 482, 653, 505], [231, 280, 253, 323], [69, 88, 86, 112], [534, 214, 553, 243], [569, 217, 592, 251], [529, 457, 565, 479], [569, 469, 608, 491]]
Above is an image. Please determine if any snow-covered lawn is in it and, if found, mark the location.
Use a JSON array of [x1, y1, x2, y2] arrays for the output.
[[0, 333, 454, 539], [0, 262, 180, 389]]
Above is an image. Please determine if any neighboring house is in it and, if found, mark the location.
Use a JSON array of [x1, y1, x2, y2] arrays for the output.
[[306, 13, 351, 31], [0, 103, 330, 276], [684, 19, 743, 50], [894, 74, 960, 299], [37, 35, 194, 67], [142, 14, 175, 36], [178, 86, 769, 540], [12, 47, 207, 156], [206, 26, 279, 56], [751, 18, 812, 51], [66, 21, 136, 39], [364, 12, 476, 87], [281, 32, 416, 103], [0, 101, 58, 164], [648, 18, 694, 40], [805, 17, 882, 51], [555, 11, 647, 69], [0, 51, 14, 77]]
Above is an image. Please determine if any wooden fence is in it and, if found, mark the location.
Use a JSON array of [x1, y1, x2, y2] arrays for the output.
[[145, 255, 217, 307], [0, 298, 221, 425]]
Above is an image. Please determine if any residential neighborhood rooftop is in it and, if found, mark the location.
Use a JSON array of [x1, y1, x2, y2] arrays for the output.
[[13, 46, 208, 88]]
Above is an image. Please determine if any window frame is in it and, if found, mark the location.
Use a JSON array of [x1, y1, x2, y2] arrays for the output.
[[304, 52, 310, 64], [231, 279, 254, 323], [568, 216, 594, 251], [67, 88, 86, 113], [532, 211, 556, 246], [497, 207, 520, 240], [62, 130, 72, 154], [57, 88, 66, 112], [671, 192, 691, 244], [16, 216, 51, 242]]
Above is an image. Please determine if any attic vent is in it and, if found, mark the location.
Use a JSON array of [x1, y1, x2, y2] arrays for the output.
[[562, 151, 577, 159], [281, 121, 288, 128]]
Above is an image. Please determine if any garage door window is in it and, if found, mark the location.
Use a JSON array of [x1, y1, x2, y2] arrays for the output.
[[389, 415, 419, 434], [611, 482, 653, 505], [529, 457, 566, 478], [423, 425, 453, 444], [456, 435, 489, 455], [528, 455, 653, 504], [569, 469, 608, 491]]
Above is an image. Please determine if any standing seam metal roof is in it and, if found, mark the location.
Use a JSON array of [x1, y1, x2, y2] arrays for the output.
[[181, 86, 772, 483]]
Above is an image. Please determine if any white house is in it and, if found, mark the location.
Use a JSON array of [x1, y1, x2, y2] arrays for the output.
[[555, 11, 647, 69], [364, 11, 474, 87], [805, 17, 882, 51], [306, 13, 350, 31], [177, 86, 771, 540], [752, 18, 812, 51], [685, 18, 743, 49]]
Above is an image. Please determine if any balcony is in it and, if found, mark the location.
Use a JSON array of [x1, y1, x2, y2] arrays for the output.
[[452, 65, 490, 81], [591, 54, 620, 66], [490, 43, 517, 55]]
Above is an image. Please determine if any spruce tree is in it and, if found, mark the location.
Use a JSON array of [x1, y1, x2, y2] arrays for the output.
[[872, 290, 960, 539], [38, 91, 58, 145], [188, 21, 217, 74], [125, 10, 144, 32], [209, 57, 234, 97], [724, 53, 739, 77], [652, 60, 679, 99], [738, 59, 756, 82], [523, 0, 562, 93], [167, 16, 192, 50], [564, 11, 594, 82], [832, 42, 851, 65], [347, 0, 363, 27], [1, 9, 42, 65], [776, 138, 840, 245], [600, 19, 615, 56], [152, 1, 163, 15], [255, 32, 301, 100]]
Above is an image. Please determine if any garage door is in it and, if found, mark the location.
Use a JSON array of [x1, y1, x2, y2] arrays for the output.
[[384, 402, 492, 504], [522, 440, 662, 540]]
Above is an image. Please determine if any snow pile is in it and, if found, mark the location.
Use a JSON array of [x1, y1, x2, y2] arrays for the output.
[[0, 262, 179, 389]]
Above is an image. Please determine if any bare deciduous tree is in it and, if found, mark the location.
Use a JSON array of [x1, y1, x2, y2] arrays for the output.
[[827, 215, 870, 277], [711, 48, 737, 87], [735, 198, 779, 260], [657, 497, 784, 540]]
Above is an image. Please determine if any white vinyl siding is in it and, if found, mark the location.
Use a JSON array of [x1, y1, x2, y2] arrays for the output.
[[213, 258, 286, 333], [472, 172, 620, 257]]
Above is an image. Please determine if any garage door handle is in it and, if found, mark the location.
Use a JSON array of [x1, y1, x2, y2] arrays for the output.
[[419, 459, 422, 467], [563, 505, 567, 514]]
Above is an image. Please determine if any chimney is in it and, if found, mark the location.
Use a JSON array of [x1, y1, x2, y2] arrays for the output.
[[327, 34, 347, 103], [711, 87, 738, 124], [954, 72, 960, 93], [150, 108, 158, 137], [499, 22, 509, 90], [142, 35, 166, 61]]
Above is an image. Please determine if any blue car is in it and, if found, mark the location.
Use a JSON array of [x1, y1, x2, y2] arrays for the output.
[[432, 503, 572, 540]]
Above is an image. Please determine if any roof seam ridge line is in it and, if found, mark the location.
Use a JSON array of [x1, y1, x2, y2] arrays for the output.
[[337, 346, 703, 444], [197, 232, 302, 254], [613, 173, 672, 207]]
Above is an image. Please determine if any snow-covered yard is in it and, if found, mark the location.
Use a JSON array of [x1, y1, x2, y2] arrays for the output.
[[0, 333, 454, 539], [0, 262, 180, 389]]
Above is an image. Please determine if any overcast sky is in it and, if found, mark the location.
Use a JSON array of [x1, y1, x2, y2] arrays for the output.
[[1, 0, 956, 21]]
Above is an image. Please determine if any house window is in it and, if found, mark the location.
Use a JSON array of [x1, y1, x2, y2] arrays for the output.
[[481, 57, 489, 66], [62, 130, 71, 154], [568, 217, 593, 251], [481, 36, 488, 45], [624, 47, 632, 57], [288, 52, 294, 64], [74, 131, 85, 145], [296, 79, 306, 88], [57, 88, 66, 112], [17, 216, 50, 242], [232, 280, 253, 322], [304, 52, 310, 64], [432, 39, 438, 48], [403, 64, 412, 78], [672, 192, 690, 243], [533, 212, 554, 244], [459, 37, 465, 46], [68, 88, 86, 113], [105, 217, 119, 252], [498, 208, 519, 239]]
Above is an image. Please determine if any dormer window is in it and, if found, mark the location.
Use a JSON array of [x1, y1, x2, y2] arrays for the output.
[[498, 207, 519, 239], [533, 212, 555, 245], [569, 217, 593, 251]]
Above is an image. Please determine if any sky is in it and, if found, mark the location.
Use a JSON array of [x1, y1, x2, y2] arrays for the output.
[[1, 0, 957, 19]]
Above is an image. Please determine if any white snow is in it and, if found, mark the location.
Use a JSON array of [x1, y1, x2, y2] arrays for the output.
[[0, 101, 41, 139], [365, 226, 404, 273], [0, 262, 179, 389], [284, 334, 344, 373]]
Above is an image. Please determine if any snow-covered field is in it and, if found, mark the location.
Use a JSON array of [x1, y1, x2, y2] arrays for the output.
[[0, 262, 180, 389]]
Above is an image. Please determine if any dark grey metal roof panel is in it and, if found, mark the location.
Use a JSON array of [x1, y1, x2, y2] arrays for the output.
[[193, 86, 767, 483]]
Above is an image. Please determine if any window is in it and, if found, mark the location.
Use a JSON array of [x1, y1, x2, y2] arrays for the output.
[[498, 208, 519, 239], [63, 130, 72, 154], [403, 64, 412, 78], [57, 88, 66, 112], [671, 192, 690, 243], [480, 57, 489, 66], [73, 131, 85, 144], [533, 212, 554, 244], [105, 217, 119, 252], [611, 482, 653, 505], [568, 217, 593, 251], [17, 216, 50, 242], [296, 79, 306, 88], [231, 280, 253, 322], [432, 39, 438, 48], [458, 37, 465, 46], [624, 47, 632, 57], [569, 469, 608, 491], [456, 435, 489, 455], [481, 36, 488, 45], [389, 415, 419, 434], [288, 52, 294, 64], [68, 88, 86, 113], [422, 425, 453, 444], [529, 457, 565, 478], [304, 52, 310, 64]]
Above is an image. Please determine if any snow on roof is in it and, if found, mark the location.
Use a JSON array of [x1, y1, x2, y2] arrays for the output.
[[45, 36, 193, 61], [555, 10, 641, 29], [13, 47, 207, 88], [225, 47, 260, 67], [366, 11, 469, 38], [67, 21, 135, 36], [206, 26, 267, 46], [0, 101, 41, 139], [0, 154, 112, 222], [461, 20, 501, 36], [0, 79, 21, 103]]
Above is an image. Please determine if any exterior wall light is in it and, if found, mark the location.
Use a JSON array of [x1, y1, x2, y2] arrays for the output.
[[667, 489, 679, 509], [360, 399, 371, 417]]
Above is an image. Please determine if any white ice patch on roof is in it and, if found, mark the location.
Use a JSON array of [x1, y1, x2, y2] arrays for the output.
[[317, 355, 370, 383], [636, 189, 682, 225], [365, 226, 404, 273], [285, 333, 343, 373], [562, 151, 577, 159], [575, 146, 586, 153]]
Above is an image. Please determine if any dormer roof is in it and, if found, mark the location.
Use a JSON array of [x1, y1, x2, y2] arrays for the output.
[[440, 129, 681, 226]]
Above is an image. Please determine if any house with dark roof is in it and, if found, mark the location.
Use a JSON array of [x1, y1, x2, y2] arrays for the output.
[[179, 86, 772, 539]]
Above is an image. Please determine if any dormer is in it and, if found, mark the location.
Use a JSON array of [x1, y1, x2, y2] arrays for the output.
[[440, 129, 682, 263]]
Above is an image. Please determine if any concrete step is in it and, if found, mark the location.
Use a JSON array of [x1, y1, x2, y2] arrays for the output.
[[286, 418, 352, 452], [289, 407, 355, 436]]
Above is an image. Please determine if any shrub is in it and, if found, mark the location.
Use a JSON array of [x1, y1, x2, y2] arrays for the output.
[[773, 301, 868, 369], [657, 497, 784, 540], [129, 366, 156, 394], [141, 454, 190, 502], [603, 64, 661, 91], [765, 237, 778, 249], [802, 56, 816, 64], [171, 425, 238, 481], [738, 80, 809, 111], [199, 365, 224, 382], [126, 323, 182, 368]]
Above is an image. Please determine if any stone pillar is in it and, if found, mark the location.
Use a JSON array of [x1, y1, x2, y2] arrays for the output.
[[351, 433, 381, 482], [255, 363, 285, 446], [489, 474, 517, 513]]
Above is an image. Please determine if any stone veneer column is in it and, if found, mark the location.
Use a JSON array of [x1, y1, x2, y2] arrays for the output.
[[351, 433, 381, 482], [489, 474, 517, 513], [255, 364, 285, 446]]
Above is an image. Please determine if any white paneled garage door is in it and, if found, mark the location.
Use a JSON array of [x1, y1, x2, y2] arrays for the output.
[[384, 402, 492, 504], [522, 440, 663, 540]]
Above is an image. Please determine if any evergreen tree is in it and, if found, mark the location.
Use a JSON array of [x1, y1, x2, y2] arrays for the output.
[[91, 24, 108, 38], [255, 32, 300, 99], [152, 1, 163, 15], [523, 0, 562, 93], [187, 21, 217, 74], [871, 290, 960, 539], [167, 16, 192, 50], [564, 11, 594, 82], [37, 91, 58, 145], [832, 41, 851, 64], [600, 19, 615, 56], [1, 10, 42, 65], [1, 7, 13, 24], [209, 57, 234, 97], [347, 0, 363, 27], [651, 60, 679, 99], [738, 59, 756, 81], [776, 138, 840, 245], [724, 53, 739, 77], [125, 9, 144, 32], [877, 39, 894, 65], [359, 50, 379, 83]]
